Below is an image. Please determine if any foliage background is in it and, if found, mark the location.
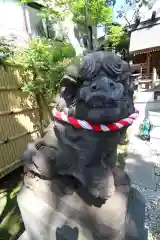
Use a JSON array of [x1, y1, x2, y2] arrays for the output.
[[0, 37, 76, 104]]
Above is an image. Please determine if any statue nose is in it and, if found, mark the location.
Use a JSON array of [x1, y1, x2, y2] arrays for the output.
[[91, 82, 97, 91], [109, 82, 116, 90]]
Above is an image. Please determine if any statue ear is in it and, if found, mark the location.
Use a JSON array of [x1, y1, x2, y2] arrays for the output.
[[60, 75, 77, 86], [62, 63, 80, 85]]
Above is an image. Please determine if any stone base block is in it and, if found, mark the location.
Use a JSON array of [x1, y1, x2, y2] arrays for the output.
[[17, 179, 147, 240]]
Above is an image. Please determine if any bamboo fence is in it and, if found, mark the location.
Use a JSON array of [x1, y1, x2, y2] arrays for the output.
[[0, 66, 51, 179]]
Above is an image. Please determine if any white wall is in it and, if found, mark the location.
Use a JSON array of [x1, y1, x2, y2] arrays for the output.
[[0, 0, 86, 53], [0, 0, 28, 45], [62, 13, 83, 56], [0, 0, 47, 45], [0, 0, 26, 32], [25, 5, 47, 38]]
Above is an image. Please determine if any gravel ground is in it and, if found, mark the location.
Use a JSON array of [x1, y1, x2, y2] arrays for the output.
[[132, 162, 160, 240]]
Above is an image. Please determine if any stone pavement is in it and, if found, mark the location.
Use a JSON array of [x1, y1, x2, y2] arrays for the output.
[[125, 91, 160, 236], [125, 92, 160, 189]]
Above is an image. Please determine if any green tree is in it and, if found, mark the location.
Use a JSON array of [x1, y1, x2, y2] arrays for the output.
[[70, 0, 115, 49], [10, 37, 76, 102], [107, 25, 129, 58], [108, 25, 125, 49], [71, 0, 114, 27], [21, 0, 115, 26]]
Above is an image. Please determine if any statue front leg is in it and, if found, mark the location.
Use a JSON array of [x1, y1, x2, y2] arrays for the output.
[[85, 163, 115, 199]]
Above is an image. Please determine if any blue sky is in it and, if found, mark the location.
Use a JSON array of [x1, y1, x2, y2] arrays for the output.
[[114, 0, 125, 11], [113, 0, 139, 25], [113, 0, 158, 24], [113, 0, 126, 23]]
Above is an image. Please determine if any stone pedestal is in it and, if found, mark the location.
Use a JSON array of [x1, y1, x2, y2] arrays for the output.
[[17, 174, 147, 240]]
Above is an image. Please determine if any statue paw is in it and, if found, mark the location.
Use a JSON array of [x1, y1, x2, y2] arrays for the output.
[[86, 166, 115, 199]]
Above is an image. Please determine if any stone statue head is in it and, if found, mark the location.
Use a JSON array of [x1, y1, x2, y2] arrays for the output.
[[55, 51, 135, 124]]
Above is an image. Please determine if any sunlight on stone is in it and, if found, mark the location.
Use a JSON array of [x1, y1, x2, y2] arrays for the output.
[[148, 230, 154, 240], [0, 194, 7, 215], [10, 184, 21, 200], [117, 145, 126, 154], [7, 212, 21, 236]]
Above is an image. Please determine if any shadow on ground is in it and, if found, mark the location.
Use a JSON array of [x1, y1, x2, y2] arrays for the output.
[[0, 167, 24, 240]]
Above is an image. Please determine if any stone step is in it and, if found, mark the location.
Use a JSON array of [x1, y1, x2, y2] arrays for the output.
[[134, 92, 154, 103], [134, 101, 160, 122], [148, 111, 160, 126], [150, 126, 160, 138]]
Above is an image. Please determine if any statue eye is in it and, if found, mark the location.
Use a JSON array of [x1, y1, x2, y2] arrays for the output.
[[83, 81, 90, 86]]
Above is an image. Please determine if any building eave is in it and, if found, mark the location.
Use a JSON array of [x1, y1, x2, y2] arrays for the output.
[[130, 46, 160, 56], [129, 23, 160, 53]]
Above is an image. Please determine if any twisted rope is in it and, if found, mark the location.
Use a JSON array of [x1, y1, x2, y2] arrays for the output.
[[52, 109, 139, 132]]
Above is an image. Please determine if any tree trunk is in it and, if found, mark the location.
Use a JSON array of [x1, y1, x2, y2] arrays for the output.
[[36, 94, 43, 137], [88, 25, 93, 51]]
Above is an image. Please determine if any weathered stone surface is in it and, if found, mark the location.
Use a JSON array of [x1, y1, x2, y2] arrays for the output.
[[126, 188, 147, 240], [18, 183, 129, 240], [18, 181, 147, 240]]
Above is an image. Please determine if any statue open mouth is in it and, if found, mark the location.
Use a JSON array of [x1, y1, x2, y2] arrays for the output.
[[84, 84, 124, 108], [77, 77, 124, 112]]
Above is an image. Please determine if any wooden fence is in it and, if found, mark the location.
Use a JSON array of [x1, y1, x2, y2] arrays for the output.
[[0, 66, 51, 179]]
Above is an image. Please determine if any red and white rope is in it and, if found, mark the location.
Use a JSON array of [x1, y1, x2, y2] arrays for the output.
[[52, 109, 139, 132]]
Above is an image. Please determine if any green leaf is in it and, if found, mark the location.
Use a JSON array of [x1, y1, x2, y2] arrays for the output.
[[12, 37, 76, 101]]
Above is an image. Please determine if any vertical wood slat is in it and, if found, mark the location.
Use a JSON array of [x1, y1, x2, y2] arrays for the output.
[[0, 66, 51, 178]]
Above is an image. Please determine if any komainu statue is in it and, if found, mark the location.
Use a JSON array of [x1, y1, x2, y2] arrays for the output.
[[18, 51, 147, 240]]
